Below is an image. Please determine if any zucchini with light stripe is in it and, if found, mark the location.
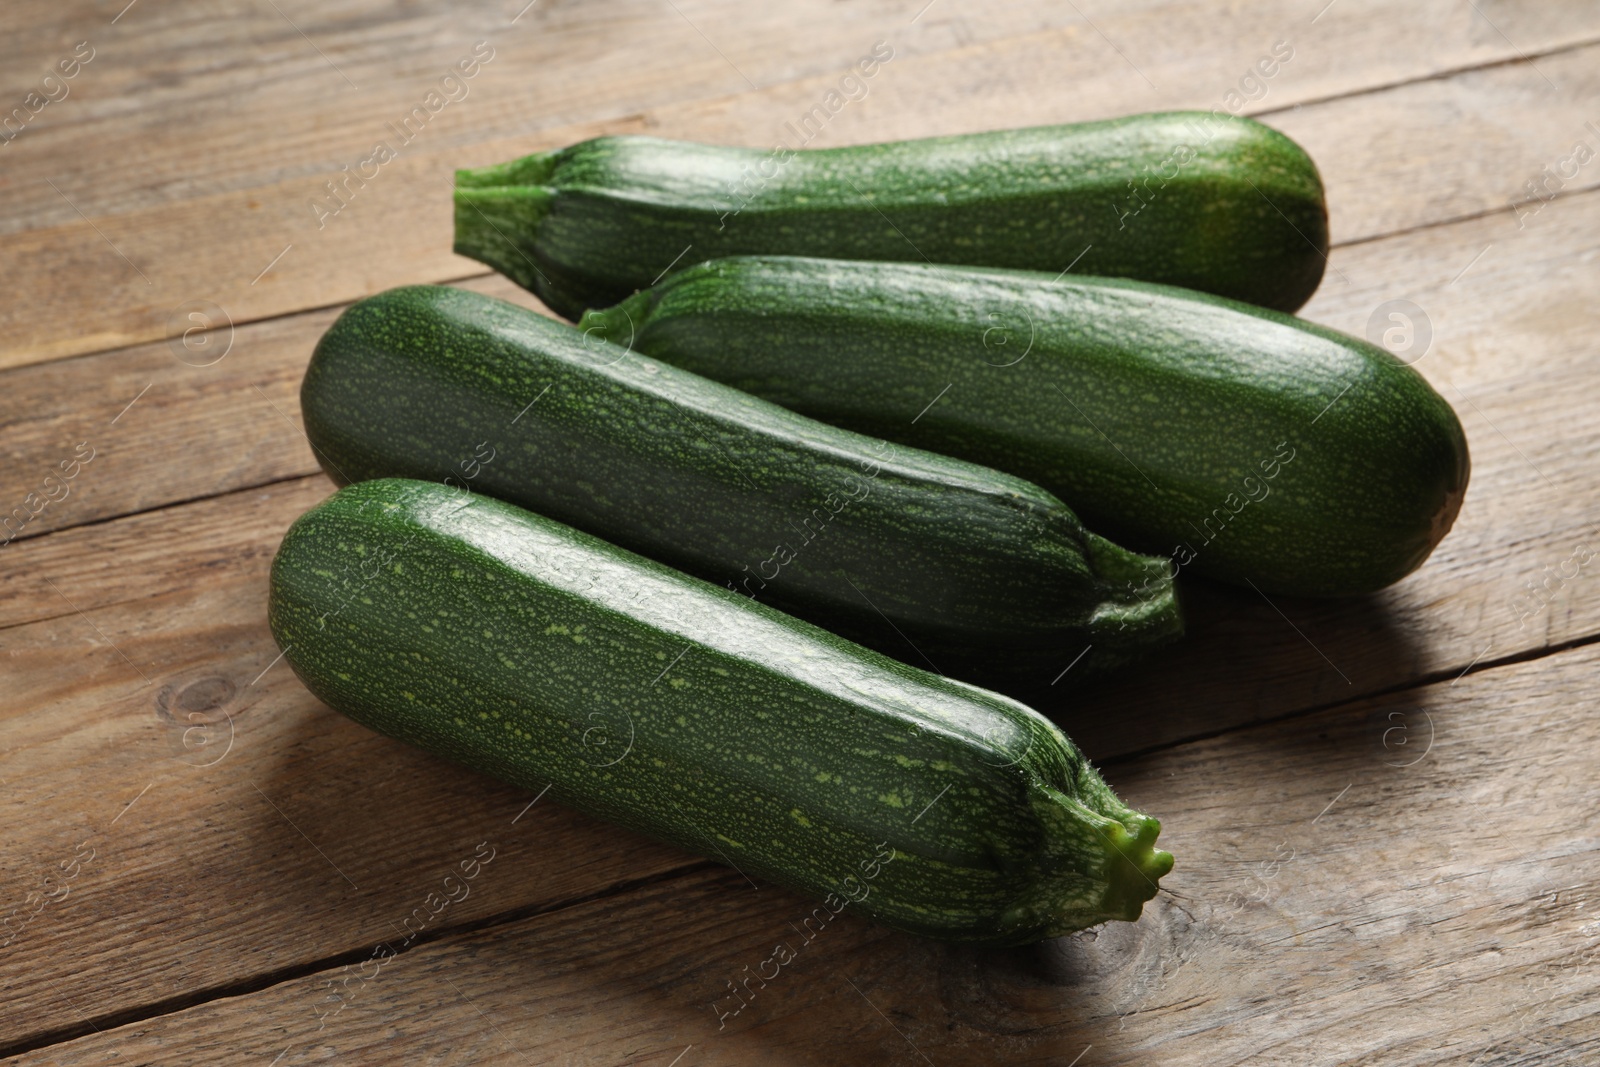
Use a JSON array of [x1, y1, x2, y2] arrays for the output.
[[579, 256, 1471, 597], [299, 285, 1181, 685], [268, 478, 1174, 943], [453, 110, 1327, 318]]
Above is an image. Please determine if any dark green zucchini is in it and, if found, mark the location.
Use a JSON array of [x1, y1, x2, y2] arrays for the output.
[[453, 111, 1327, 318], [268, 478, 1173, 944], [299, 284, 1180, 685], [579, 257, 1470, 597]]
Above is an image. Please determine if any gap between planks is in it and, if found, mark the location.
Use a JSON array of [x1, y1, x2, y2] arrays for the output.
[[0, 859, 722, 1063], [0, 471, 328, 597], [5, 29, 1599, 380], [1250, 30, 1600, 121], [8, 630, 1593, 1063], [1098, 626, 1600, 769], [1317, 178, 1599, 253]]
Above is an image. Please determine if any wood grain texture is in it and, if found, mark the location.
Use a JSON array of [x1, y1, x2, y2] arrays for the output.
[[3, 0, 1599, 369], [0, 498, 704, 1051], [12, 640, 1598, 1065], [1269, 39, 1600, 245], [5, 0, 1594, 234], [3, 2, 1595, 1062], [1301, 175, 1600, 391], [0, 272, 544, 547], [0, 0, 977, 232]]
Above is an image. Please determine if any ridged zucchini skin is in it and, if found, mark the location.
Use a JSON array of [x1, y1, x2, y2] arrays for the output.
[[299, 285, 1180, 685], [453, 111, 1327, 318], [580, 257, 1471, 597], [268, 479, 1173, 943]]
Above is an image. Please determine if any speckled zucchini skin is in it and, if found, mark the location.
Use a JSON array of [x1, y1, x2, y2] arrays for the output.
[[268, 479, 1173, 943], [299, 285, 1180, 685], [580, 257, 1470, 597], [453, 111, 1327, 318]]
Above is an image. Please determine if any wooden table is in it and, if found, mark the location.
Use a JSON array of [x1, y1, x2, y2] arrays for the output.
[[3, 2, 1597, 1063]]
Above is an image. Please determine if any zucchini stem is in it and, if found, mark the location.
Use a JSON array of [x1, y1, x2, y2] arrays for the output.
[[452, 184, 554, 299], [1022, 782, 1174, 936]]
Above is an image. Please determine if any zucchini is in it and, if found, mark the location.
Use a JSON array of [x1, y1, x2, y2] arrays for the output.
[[453, 111, 1327, 318], [267, 478, 1174, 943], [299, 284, 1181, 685], [580, 257, 1470, 597]]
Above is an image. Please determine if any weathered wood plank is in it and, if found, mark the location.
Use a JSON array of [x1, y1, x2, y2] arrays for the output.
[[0, 475, 331, 629], [1300, 177, 1599, 390], [0, 272, 544, 549], [6, 0, 1594, 235], [3, 3, 1591, 1063], [0, 537, 702, 1051], [0, 0, 966, 233], [14, 639, 1598, 1065], [3, 2, 1598, 369], [1269, 39, 1600, 245], [4, 343, 1591, 765]]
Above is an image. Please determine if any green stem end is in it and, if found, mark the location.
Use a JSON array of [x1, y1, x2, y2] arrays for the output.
[[451, 184, 554, 298]]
